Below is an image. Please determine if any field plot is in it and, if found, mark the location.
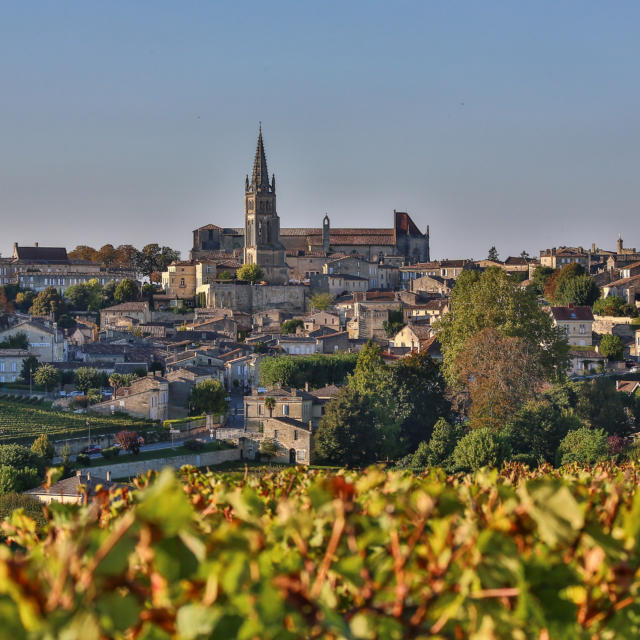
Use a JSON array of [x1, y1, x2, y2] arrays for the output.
[[0, 396, 154, 444]]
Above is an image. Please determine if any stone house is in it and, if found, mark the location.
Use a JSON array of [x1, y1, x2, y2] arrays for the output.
[[540, 247, 590, 269], [303, 311, 341, 333], [277, 335, 317, 355], [391, 324, 433, 351], [326, 274, 369, 296], [410, 275, 454, 296], [315, 330, 350, 354], [224, 354, 262, 391], [0, 349, 33, 383], [567, 350, 607, 377], [100, 302, 151, 330], [602, 274, 640, 306], [165, 366, 222, 417], [25, 470, 119, 505], [550, 306, 594, 346], [244, 387, 316, 432], [162, 262, 197, 300], [0, 319, 66, 362], [91, 373, 169, 421], [262, 417, 313, 464]]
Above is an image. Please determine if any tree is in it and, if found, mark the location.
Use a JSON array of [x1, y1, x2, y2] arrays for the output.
[[556, 427, 608, 465], [487, 246, 499, 262], [453, 328, 545, 430], [0, 493, 46, 529], [14, 290, 36, 312], [64, 283, 91, 311], [452, 428, 507, 471], [382, 308, 405, 338], [532, 266, 555, 294], [281, 319, 304, 335], [31, 434, 55, 463], [68, 245, 99, 262], [593, 296, 627, 317], [217, 270, 232, 280], [115, 430, 140, 454], [113, 245, 140, 271], [554, 274, 600, 307], [20, 356, 39, 383], [576, 378, 634, 437], [29, 286, 67, 319], [310, 293, 334, 311], [436, 268, 569, 384], [97, 244, 117, 267], [264, 397, 276, 417], [0, 444, 46, 477], [102, 281, 118, 307], [74, 367, 101, 394], [0, 466, 40, 495], [0, 332, 28, 350], [388, 351, 451, 452], [113, 279, 139, 304], [424, 418, 461, 467], [34, 364, 60, 392], [259, 438, 278, 461], [314, 387, 381, 466], [599, 334, 624, 360], [237, 263, 264, 284], [0, 287, 14, 315], [135, 244, 180, 278], [259, 353, 358, 388], [504, 398, 583, 464], [188, 379, 228, 417]]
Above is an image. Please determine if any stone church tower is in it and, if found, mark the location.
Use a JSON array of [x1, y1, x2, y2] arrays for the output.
[[243, 126, 288, 284]]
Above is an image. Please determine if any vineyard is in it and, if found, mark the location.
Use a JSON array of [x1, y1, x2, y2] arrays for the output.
[[0, 396, 154, 445], [1, 463, 640, 638]]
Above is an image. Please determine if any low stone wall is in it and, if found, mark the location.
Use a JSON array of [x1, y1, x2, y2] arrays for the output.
[[593, 315, 635, 334], [81, 447, 241, 478]]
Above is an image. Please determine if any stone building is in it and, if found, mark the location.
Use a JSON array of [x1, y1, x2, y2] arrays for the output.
[[0, 349, 33, 383], [91, 373, 169, 421], [100, 302, 152, 330], [550, 306, 594, 347], [0, 319, 66, 363], [243, 126, 289, 285], [244, 387, 317, 432], [262, 416, 314, 464]]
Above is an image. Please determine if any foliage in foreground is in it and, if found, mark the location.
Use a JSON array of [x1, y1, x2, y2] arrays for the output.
[[2, 464, 640, 638]]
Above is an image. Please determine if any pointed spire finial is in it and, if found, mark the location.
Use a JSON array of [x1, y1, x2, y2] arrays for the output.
[[250, 123, 270, 191]]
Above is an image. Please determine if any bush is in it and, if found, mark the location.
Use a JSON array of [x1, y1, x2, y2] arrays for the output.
[[76, 453, 91, 466], [30, 434, 55, 463], [183, 439, 206, 452], [452, 428, 507, 471], [0, 492, 46, 530], [101, 446, 120, 459], [556, 427, 609, 465], [0, 465, 40, 494]]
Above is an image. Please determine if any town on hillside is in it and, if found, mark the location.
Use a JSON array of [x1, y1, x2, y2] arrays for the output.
[[1, 128, 639, 498]]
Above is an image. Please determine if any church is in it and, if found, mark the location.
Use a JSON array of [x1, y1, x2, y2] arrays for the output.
[[191, 127, 431, 279]]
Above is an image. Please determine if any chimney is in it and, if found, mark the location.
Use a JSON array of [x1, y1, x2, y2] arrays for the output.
[[591, 243, 596, 253], [13, 242, 18, 254], [76, 469, 82, 477], [304, 381, 309, 392], [106, 470, 112, 482], [34, 242, 38, 248], [86, 471, 91, 482]]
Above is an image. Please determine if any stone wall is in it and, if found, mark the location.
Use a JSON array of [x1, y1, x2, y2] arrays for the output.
[[81, 447, 241, 479], [593, 315, 636, 335]]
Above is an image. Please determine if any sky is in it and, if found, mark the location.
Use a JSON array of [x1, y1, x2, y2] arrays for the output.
[[1, 1, 639, 261]]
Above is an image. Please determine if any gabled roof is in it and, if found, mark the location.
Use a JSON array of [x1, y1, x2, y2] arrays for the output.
[[102, 302, 148, 312], [14, 246, 68, 263], [550, 306, 594, 321]]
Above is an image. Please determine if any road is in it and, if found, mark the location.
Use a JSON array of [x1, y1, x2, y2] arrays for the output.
[[225, 392, 245, 428]]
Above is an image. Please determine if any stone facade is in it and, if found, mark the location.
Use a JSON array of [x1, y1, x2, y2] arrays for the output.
[[91, 373, 169, 421], [550, 306, 594, 347], [244, 387, 316, 432], [0, 349, 32, 383], [199, 281, 307, 313], [100, 302, 152, 329], [262, 417, 313, 464], [0, 320, 66, 363]]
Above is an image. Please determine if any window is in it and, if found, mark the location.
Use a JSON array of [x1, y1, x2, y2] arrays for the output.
[[258, 404, 264, 415], [283, 404, 289, 416], [296, 449, 306, 462], [294, 429, 298, 440], [0, 363, 4, 372]]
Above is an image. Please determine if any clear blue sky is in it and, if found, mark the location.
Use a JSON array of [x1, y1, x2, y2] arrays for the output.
[[2, 1, 639, 260]]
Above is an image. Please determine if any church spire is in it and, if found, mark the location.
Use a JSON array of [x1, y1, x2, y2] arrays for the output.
[[251, 123, 271, 192]]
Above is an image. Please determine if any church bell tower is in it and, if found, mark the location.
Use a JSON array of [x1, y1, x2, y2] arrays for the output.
[[243, 125, 288, 284]]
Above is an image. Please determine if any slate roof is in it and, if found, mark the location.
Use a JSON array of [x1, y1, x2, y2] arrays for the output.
[[102, 302, 149, 312], [26, 472, 121, 499], [14, 246, 69, 263], [550, 306, 595, 321]]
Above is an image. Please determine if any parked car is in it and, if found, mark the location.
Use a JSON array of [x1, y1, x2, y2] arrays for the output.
[[630, 366, 640, 373], [68, 390, 83, 397], [81, 445, 101, 455]]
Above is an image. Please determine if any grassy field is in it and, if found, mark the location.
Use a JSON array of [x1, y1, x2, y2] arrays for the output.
[[0, 395, 155, 445]]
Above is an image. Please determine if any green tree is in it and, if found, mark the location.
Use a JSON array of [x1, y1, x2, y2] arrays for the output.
[[504, 398, 583, 464], [113, 279, 139, 304], [65, 283, 91, 311], [388, 351, 451, 452], [0, 493, 46, 529], [576, 378, 633, 436], [556, 427, 608, 465], [487, 246, 499, 261], [74, 367, 101, 394], [237, 263, 264, 284], [599, 334, 624, 360], [188, 379, 228, 417], [436, 268, 569, 385], [0, 444, 45, 477], [102, 280, 118, 307], [281, 319, 304, 335], [593, 296, 627, 317], [0, 465, 40, 495], [29, 286, 67, 319], [259, 353, 358, 388], [314, 387, 380, 466], [31, 434, 55, 463], [0, 332, 28, 350], [452, 428, 507, 471], [310, 292, 334, 311], [382, 307, 405, 338], [14, 289, 36, 312], [531, 266, 555, 295], [217, 270, 232, 280], [33, 364, 60, 392], [424, 418, 462, 467], [20, 356, 39, 383], [554, 274, 600, 306]]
